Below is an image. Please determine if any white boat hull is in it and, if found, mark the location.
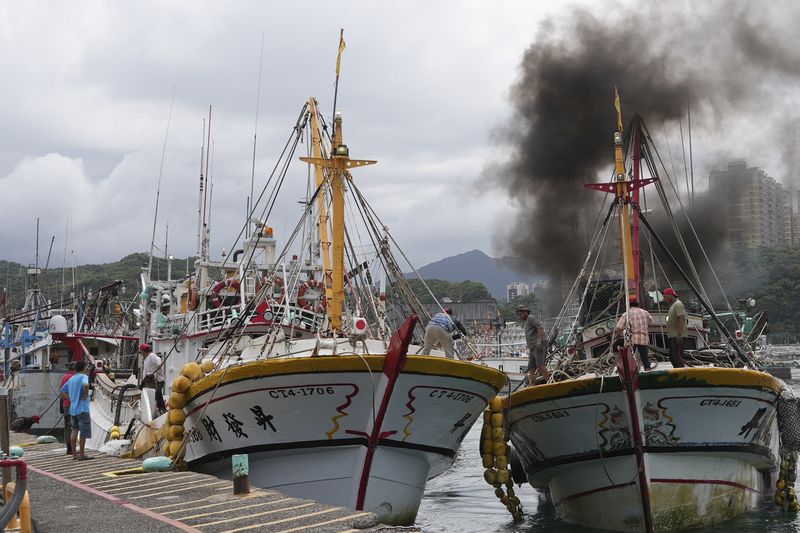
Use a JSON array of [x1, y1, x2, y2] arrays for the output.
[[9, 370, 67, 431], [181, 355, 505, 525], [506, 367, 781, 531]]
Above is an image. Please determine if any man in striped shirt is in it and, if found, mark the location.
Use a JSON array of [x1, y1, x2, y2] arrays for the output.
[[615, 299, 655, 370]]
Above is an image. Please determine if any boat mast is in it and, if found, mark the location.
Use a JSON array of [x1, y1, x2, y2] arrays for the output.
[[613, 90, 636, 306], [300, 112, 376, 332], [585, 89, 656, 305], [307, 99, 333, 304]]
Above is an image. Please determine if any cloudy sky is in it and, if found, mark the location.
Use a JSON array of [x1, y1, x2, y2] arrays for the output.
[[0, 1, 559, 268], [1, 1, 797, 271]]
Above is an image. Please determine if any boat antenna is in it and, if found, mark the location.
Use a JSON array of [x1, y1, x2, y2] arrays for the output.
[[687, 88, 695, 210], [44, 235, 55, 272], [678, 111, 691, 208], [248, 29, 266, 239], [197, 117, 206, 257], [34, 218, 39, 287], [202, 106, 213, 260], [332, 29, 346, 128], [148, 86, 177, 274], [61, 217, 69, 307]]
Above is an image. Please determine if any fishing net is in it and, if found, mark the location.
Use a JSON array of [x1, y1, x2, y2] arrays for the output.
[[777, 387, 800, 451]]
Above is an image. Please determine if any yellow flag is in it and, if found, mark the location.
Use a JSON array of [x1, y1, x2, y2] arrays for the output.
[[336, 30, 346, 77], [614, 86, 623, 132]]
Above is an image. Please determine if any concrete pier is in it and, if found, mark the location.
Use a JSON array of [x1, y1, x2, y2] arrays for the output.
[[10, 432, 419, 533]]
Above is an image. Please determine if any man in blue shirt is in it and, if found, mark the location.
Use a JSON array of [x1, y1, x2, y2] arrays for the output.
[[60, 360, 93, 460], [421, 308, 468, 359]]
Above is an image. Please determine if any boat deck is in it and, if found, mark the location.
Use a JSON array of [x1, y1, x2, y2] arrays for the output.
[[10, 432, 413, 533]]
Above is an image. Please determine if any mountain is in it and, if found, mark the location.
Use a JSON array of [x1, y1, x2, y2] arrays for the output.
[[406, 249, 535, 300], [1, 253, 195, 310]]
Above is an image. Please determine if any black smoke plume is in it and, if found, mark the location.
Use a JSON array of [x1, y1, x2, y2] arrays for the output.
[[493, 2, 800, 297]]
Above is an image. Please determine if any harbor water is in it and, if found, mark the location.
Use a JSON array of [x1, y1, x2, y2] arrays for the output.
[[417, 368, 800, 533]]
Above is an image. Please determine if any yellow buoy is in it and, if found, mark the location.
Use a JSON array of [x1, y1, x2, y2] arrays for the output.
[[109, 426, 120, 434], [496, 470, 510, 484], [483, 469, 497, 484], [181, 362, 203, 381], [490, 397, 502, 413], [482, 454, 495, 468], [168, 409, 186, 425], [481, 424, 491, 439], [167, 425, 185, 441], [200, 358, 214, 373], [496, 456, 508, 469], [493, 442, 506, 456], [110, 432, 120, 440], [483, 410, 491, 424], [169, 392, 187, 409], [161, 441, 170, 456], [172, 375, 192, 393], [492, 427, 505, 441], [482, 439, 494, 455], [490, 413, 504, 428], [168, 440, 182, 457]]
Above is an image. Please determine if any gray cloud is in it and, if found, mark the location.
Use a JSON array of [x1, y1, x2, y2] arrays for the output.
[[492, 1, 800, 283]]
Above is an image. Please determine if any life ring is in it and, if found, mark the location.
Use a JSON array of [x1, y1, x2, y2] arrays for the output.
[[211, 279, 241, 308], [297, 279, 327, 313]]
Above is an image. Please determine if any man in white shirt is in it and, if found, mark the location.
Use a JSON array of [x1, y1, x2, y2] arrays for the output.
[[140, 343, 166, 412]]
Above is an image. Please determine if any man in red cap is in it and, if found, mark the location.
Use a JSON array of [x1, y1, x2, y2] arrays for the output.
[[663, 288, 686, 368], [10, 415, 40, 433]]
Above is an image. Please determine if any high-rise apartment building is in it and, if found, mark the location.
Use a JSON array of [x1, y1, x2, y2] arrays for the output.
[[506, 282, 530, 303], [708, 160, 792, 249]]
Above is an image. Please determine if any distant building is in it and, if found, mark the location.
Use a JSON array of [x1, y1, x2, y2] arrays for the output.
[[708, 160, 792, 249], [506, 282, 530, 303]]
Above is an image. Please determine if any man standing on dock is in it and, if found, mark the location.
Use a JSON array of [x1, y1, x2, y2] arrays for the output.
[[663, 288, 687, 368], [60, 360, 92, 460], [517, 305, 550, 385]]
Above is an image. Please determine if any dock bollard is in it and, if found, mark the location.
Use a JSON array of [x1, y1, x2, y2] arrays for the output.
[[232, 454, 250, 495]]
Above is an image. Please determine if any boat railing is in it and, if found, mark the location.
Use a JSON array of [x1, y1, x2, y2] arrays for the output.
[[270, 303, 326, 332]]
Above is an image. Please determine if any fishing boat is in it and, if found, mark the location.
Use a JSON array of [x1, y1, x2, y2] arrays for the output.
[[492, 93, 795, 532], [1, 269, 136, 432], [78, 55, 505, 522]]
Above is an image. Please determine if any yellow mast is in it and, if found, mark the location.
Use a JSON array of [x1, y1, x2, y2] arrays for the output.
[[307, 99, 333, 304], [300, 111, 376, 332], [613, 87, 636, 304]]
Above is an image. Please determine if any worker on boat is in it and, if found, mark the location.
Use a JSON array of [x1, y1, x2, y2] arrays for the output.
[[140, 343, 167, 414], [9, 415, 40, 433], [516, 305, 550, 385], [614, 298, 656, 370], [421, 308, 467, 359], [663, 288, 687, 368]]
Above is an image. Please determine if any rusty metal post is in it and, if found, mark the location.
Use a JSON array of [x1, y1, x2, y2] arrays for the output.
[[232, 454, 250, 495], [0, 387, 10, 488]]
